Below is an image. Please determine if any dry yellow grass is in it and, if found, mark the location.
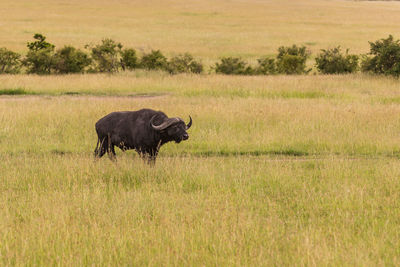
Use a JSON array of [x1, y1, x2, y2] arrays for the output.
[[2, 66, 400, 264], [1, 0, 400, 61], [2, 153, 400, 265], [1, 72, 400, 99], [1, 73, 400, 157]]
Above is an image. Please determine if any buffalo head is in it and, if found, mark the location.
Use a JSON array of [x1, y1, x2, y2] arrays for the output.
[[150, 115, 192, 143]]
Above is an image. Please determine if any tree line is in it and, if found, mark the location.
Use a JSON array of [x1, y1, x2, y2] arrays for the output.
[[0, 34, 400, 76]]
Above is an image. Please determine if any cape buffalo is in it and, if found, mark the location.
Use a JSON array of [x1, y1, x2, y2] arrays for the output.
[[94, 108, 192, 164]]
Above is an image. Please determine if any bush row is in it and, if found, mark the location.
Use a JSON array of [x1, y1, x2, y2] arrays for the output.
[[214, 35, 400, 76], [1, 34, 400, 76], [0, 34, 203, 75]]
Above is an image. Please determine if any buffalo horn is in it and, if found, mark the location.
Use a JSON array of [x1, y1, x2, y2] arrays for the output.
[[186, 116, 192, 130], [151, 116, 181, 131]]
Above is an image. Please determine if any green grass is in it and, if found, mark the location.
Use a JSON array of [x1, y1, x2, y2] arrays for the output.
[[2, 83, 400, 264], [1, 154, 400, 265], [1, 73, 400, 264], [0, 88, 28, 95]]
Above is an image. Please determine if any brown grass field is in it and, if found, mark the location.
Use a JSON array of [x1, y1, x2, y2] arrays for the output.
[[1, 0, 400, 60], [1, 0, 400, 265]]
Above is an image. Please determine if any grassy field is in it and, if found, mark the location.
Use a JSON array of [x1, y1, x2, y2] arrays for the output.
[[2, 0, 400, 265], [2, 73, 400, 265], [1, 0, 400, 61]]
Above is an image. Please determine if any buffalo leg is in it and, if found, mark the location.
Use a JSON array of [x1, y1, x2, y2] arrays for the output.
[[106, 134, 116, 161], [137, 150, 148, 162], [94, 138, 100, 157], [108, 145, 116, 161], [147, 141, 161, 165], [147, 149, 159, 166], [95, 137, 107, 158], [148, 155, 157, 166], [135, 150, 154, 165]]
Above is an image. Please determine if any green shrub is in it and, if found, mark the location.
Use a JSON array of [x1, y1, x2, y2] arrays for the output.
[[26, 33, 55, 51], [23, 48, 56, 74], [120, 48, 138, 70], [214, 57, 254, 75], [360, 56, 374, 74], [87, 38, 122, 73], [315, 46, 358, 74], [53, 46, 91, 74], [0, 47, 22, 74], [140, 50, 168, 70], [166, 53, 203, 74], [361, 35, 400, 76], [23, 33, 56, 74], [276, 45, 311, 74], [255, 57, 277, 75]]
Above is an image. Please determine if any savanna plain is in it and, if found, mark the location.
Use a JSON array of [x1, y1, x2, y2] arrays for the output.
[[1, 0, 400, 265]]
